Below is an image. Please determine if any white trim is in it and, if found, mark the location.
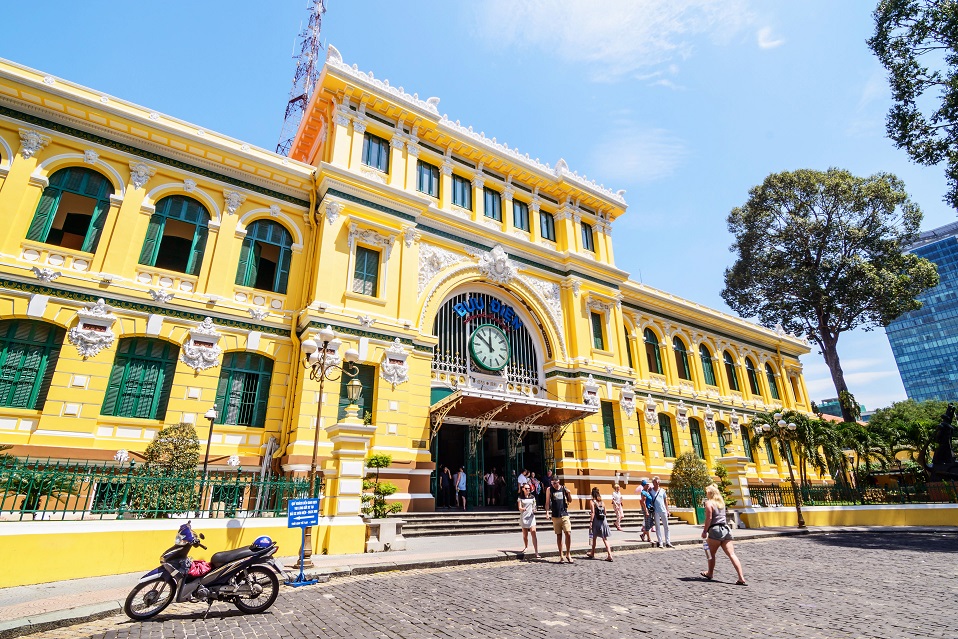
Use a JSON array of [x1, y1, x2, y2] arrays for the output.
[[389, 492, 436, 500], [237, 208, 305, 246], [145, 182, 222, 223], [31, 153, 127, 196], [31, 429, 94, 438], [741, 503, 958, 513], [0, 134, 12, 168]]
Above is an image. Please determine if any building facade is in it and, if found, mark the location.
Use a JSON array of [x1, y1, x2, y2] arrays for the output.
[[885, 221, 958, 402], [0, 47, 812, 518]]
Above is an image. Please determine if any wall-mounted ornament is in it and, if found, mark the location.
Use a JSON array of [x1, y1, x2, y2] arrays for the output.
[[180, 317, 222, 371], [644, 395, 658, 426], [67, 298, 117, 358], [729, 409, 741, 435], [476, 245, 518, 285], [620, 381, 636, 418], [380, 338, 410, 390], [676, 400, 689, 430], [31, 267, 60, 283], [129, 162, 157, 190], [583, 374, 599, 407], [703, 405, 716, 433]]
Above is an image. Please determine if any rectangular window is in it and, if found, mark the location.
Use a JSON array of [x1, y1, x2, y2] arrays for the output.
[[765, 440, 776, 465], [452, 174, 472, 210], [539, 211, 556, 241], [624, 328, 634, 368], [417, 160, 439, 197], [591, 312, 605, 350], [581, 222, 595, 252], [353, 246, 380, 297], [361, 133, 389, 172], [601, 401, 617, 449], [690, 421, 705, 459], [659, 414, 675, 458], [483, 187, 502, 221], [338, 363, 376, 421], [513, 200, 529, 231], [742, 431, 755, 462], [102, 339, 176, 421]]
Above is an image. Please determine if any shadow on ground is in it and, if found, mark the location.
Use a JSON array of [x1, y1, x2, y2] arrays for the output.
[[805, 531, 958, 553]]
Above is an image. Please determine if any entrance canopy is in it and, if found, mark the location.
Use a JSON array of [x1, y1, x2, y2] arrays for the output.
[[429, 387, 598, 437]]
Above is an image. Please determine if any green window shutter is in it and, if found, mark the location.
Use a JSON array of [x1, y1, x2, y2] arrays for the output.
[[644, 329, 662, 374], [724, 352, 739, 391], [591, 312, 604, 350], [213, 357, 232, 421], [275, 245, 292, 294], [601, 401, 616, 449], [659, 414, 675, 458], [690, 420, 704, 459], [746, 360, 761, 395], [700, 345, 716, 386], [742, 431, 755, 462], [235, 237, 255, 286], [766, 364, 780, 400], [186, 223, 209, 276], [765, 440, 776, 465], [0, 321, 63, 410], [108, 338, 176, 420], [25, 187, 62, 242], [624, 328, 634, 368], [138, 213, 165, 266], [81, 198, 111, 253], [153, 355, 177, 421], [338, 363, 375, 421], [101, 357, 127, 416], [250, 361, 272, 427]]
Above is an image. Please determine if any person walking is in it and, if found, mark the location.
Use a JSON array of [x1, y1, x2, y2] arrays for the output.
[[455, 466, 467, 511], [649, 476, 673, 548], [611, 483, 624, 532], [636, 479, 653, 543], [586, 487, 613, 561], [540, 470, 554, 507], [438, 465, 452, 508], [545, 476, 574, 563], [517, 482, 541, 558], [485, 468, 497, 506], [700, 484, 747, 585]]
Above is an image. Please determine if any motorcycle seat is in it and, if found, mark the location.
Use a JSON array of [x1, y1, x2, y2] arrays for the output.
[[209, 547, 257, 568]]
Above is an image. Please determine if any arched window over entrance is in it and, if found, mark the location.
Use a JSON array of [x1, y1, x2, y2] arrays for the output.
[[26, 167, 114, 253]]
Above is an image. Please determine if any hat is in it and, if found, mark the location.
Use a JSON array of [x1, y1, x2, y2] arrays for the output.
[[640, 479, 649, 486]]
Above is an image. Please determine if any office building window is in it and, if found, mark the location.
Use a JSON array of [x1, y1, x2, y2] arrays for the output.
[[483, 187, 502, 221], [644, 329, 663, 375], [539, 211, 556, 241], [361, 132, 389, 172], [513, 200, 529, 231], [352, 246, 380, 296], [417, 160, 439, 197], [591, 312, 605, 350], [452, 174, 472, 210], [601, 401, 617, 449], [25, 167, 114, 253], [214, 352, 273, 427]]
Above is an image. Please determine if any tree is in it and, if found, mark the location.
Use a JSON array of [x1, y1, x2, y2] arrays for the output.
[[713, 463, 738, 507], [722, 168, 939, 421], [131, 422, 200, 516], [869, 0, 958, 209], [362, 453, 402, 519], [669, 451, 712, 495], [867, 398, 953, 476]]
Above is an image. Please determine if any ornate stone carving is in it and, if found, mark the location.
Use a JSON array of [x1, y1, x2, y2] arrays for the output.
[[325, 44, 441, 115], [582, 375, 599, 407], [348, 223, 396, 260], [620, 382, 636, 419], [18, 129, 50, 159], [644, 395, 658, 426], [676, 400, 689, 430], [351, 119, 367, 136], [149, 289, 174, 304], [380, 338, 410, 390], [183, 179, 197, 193], [703, 406, 716, 433], [390, 135, 404, 149], [440, 161, 453, 176], [519, 274, 563, 329], [475, 245, 518, 285], [267, 204, 280, 217], [587, 296, 614, 314], [360, 167, 387, 184], [418, 243, 465, 296], [129, 162, 156, 190], [224, 190, 246, 216], [83, 150, 99, 164], [729, 409, 741, 435], [32, 267, 60, 282], [67, 299, 117, 358], [358, 315, 375, 327], [180, 317, 222, 371], [248, 308, 268, 320], [403, 227, 421, 247], [322, 200, 342, 226]]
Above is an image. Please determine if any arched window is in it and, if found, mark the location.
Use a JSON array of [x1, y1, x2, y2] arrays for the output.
[[102, 338, 178, 420], [724, 351, 740, 392], [745, 358, 761, 395], [765, 439, 777, 466], [699, 344, 716, 386], [26, 167, 114, 253], [644, 329, 663, 375], [215, 352, 274, 427], [741, 428, 755, 462], [235, 220, 293, 294], [673, 336, 691, 380], [139, 195, 210, 275], [659, 413, 676, 458], [765, 363, 781, 400], [717, 423, 729, 456], [0, 320, 64, 410], [689, 418, 705, 459]]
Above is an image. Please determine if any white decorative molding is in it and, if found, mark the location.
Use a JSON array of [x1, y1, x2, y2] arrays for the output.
[[348, 223, 396, 260], [148, 112, 160, 121], [474, 245, 518, 285], [352, 119, 367, 136], [326, 44, 441, 115], [403, 227, 421, 247], [390, 135, 405, 149], [440, 160, 453, 176], [67, 299, 117, 358], [248, 308, 269, 320], [644, 395, 658, 426], [42, 75, 56, 85], [703, 406, 716, 433], [269, 204, 281, 217], [582, 374, 599, 407], [321, 200, 343, 226], [676, 400, 689, 430], [518, 274, 563, 330], [586, 295, 614, 314], [183, 179, 197, 193], [31, 267, 60, 282], [358, 315, 375, 327], [83, 149, 99, 164], [418, 243, 466, 296], [148, 289, 174, 304], [129, 162, 157, 190], [563, 277, 581, 298], [18, 129, 51, 159], [360, 167, 387, 184], [180, 317, 222, 371], [223, 190, 246, 216], [620, 382, 636, 419], [729, 409, 741, 435], [380, 338, 410, 390]]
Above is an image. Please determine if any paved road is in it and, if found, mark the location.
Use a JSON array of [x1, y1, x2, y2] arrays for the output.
[[21, 531, 958, 639]]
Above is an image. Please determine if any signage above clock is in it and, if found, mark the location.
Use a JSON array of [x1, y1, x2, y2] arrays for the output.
[[452, 296, 523, 331]]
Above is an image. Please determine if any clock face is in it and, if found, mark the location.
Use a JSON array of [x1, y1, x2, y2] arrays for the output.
[[469, 324, 510, 371]]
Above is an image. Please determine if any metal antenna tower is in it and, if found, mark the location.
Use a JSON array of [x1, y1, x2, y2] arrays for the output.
[[276, 0, 326, 156]]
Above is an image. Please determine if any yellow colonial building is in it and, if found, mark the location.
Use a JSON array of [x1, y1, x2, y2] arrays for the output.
[[0, 46, 812, 523]]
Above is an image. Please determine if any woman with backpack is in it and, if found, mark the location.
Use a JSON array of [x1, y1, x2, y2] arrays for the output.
[[586, 487, 613, 561]]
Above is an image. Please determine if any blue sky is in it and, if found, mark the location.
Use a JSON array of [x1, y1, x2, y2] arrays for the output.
[[4, 1, 954, 411]]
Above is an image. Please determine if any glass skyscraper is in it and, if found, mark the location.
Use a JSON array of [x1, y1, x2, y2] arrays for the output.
[[885, 221, 958, 402]]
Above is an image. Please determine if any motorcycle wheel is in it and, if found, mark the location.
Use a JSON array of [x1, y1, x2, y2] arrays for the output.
[[124, 578, 174, 620], [233, 566, 279, 614]]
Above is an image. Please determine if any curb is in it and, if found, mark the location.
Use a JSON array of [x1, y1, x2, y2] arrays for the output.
[[0, 601, 123, 639]]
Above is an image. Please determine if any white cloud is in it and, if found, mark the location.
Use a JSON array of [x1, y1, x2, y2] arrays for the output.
[[472, 0, 753, 82], [756, 27, 785, 49], [589, 124, 688, 183]]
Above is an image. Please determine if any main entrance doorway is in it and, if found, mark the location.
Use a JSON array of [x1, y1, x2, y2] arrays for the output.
[[431, 423, 550, 509]]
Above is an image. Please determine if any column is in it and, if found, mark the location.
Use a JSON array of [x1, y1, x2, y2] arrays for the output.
[[321, 402, 376, 554], [718, 455, 751, 523], [471, 171, 484, 223], [529, 197, 541, 240], [405, 134, 420, 195], [440, 159, 453, 211], [388, 135, 405, 189], [502, 183, 515, 234], [330, 104, 352, 168], [348, 119, 367, 171]]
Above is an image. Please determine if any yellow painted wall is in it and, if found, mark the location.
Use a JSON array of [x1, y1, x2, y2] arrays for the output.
[[740, 505, 958, 528]]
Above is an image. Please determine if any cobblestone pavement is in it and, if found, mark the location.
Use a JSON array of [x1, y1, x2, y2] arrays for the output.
[[21, 531, 958, 639]]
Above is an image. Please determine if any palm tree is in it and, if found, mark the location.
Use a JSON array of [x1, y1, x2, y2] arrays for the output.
[[749, 411, 806, 528], [837, 421, 892, 485]]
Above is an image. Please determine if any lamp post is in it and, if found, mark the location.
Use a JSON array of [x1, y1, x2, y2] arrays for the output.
[[756, 412, 806, 528], [198, 406, 217, 517], [297, 325, 361, 567]]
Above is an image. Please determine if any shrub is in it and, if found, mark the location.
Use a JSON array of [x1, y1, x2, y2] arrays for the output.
[[131, 422, 200, 516], [669, 451, 711, 494], [713, 462, 738, 507], [362, 453, 402, 519]]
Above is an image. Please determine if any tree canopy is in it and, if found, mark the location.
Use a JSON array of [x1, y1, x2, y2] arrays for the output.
[[869, 0, 958, 209], [722, 168, 938, 421]]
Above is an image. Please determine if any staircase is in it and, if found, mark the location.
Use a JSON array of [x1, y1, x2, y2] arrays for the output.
[[397, 509, 687, 538]]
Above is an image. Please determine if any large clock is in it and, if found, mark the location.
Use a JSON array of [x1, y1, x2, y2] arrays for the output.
[[469, 324, 510, 371]]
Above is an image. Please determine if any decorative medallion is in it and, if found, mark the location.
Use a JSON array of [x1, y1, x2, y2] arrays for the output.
[[704, 405, 716, 433], [149, 289, 174, 304], [644, 395, 658, 426], [476, 245, 518, 285], [67, 299, 117, 358], [380, 338, 410, 390], [83, 150, 99, 164], [582, 374, 600, 407], [620, 382, 636, 419], [18, 129, 51, 159], [180, 317, 223, 371], [248, 308, 268, 320], [129, 162, 157, 190], [32, 267, 60, 283], [224, 190, 246, 216], [676, 400, 689, 430], [183, 179, 197, 193]]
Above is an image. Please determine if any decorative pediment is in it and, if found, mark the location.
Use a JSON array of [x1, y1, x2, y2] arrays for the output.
[[620, 382, 636, 419], [180, 317, 222, 371], [644, 395, 658, 426], [348, 223, 396, 260], [67, 299, 117, 358], [582, 374, 600, 407], [475, 245, 518, 285], [380, 338, 410, 390]]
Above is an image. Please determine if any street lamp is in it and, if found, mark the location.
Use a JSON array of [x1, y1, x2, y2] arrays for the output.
[[199, 406, 217, 517], [298, 326, 361, 566], [770, 412, 805, 528]]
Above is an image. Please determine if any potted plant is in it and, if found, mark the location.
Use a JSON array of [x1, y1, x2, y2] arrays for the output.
[[362, 454, 405, 552]]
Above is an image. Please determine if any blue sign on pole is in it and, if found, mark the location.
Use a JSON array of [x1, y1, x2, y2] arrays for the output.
[[288, 498, 320, 528]]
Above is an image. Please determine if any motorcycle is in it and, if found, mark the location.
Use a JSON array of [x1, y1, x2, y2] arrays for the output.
[[124, 521, 285, 620]]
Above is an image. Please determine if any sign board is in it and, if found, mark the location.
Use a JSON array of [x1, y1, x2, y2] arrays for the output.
[[287, 498, 320, 528]]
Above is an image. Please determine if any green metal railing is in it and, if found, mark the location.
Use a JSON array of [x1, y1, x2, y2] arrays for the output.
[[669, 487, 706, 509], [747, 481, 958, 508], [0, 457, 322, 521]]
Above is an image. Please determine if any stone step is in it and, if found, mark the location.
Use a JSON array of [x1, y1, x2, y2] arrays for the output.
[[396, 510, 686, 538]]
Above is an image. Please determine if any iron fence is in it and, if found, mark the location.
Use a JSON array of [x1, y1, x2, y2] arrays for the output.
[[747, 481, 958, 508], [0, 457, 322, 521]]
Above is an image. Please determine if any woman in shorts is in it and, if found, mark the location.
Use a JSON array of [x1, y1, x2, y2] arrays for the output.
[[699, 483, 746, 585], [517, 482, 540, 558]]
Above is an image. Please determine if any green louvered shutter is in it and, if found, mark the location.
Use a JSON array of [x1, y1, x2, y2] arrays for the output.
[[139, 213, 165, 266], [101, 358, 127, 416], [250, 363, 272, 427], [275, 245, 291, 294], [235, 238, 254, 286], [82, 198, 111, 253], [187, 223, 208, 276], [26, 187, 62, 242], [154, 355, 177, 421], [32, 338, 59, 410]]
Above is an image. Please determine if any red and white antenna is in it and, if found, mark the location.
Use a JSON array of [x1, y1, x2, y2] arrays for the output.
[[275, 0, 326, 156]]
